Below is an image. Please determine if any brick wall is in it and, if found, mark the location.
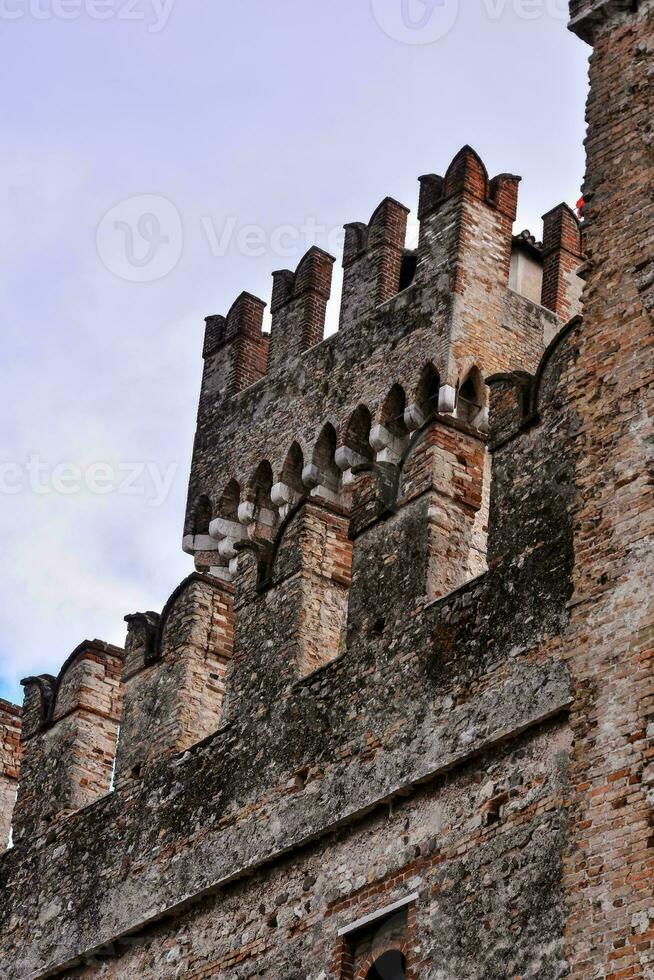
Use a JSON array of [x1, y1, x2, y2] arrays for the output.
[[269, 247, 335, 371], [340, 198, 410, 327], [541, 203, 584, 320], [562, 2, 654, 974]]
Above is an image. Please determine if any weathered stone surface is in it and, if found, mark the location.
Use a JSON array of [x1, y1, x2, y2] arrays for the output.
[[1, 0, 652, 975]]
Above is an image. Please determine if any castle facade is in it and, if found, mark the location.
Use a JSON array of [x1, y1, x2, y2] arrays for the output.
[[1, 0, 653, 976]]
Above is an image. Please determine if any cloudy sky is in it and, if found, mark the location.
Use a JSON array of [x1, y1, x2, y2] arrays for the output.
[[0, 0, 589, 703]]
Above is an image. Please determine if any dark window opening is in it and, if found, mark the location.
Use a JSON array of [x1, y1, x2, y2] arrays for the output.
[[194, 495, 212, 535], [399, 251, 418, 292]]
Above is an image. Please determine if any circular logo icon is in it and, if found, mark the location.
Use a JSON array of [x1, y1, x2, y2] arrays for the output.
[[96, 194, 183, 283], [371, 0, 459, 44]]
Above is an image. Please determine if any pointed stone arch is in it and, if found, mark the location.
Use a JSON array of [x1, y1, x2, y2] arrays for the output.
[[272, 442, 306, 516], [217, 479, 240, 521], [303, 423, 341, 502], [406, 362, 441, 430], [239, 461, 277, 540], [457, 365, 487, 428], [371, 385, 410, 463], [208, 479, 247, 571], [280, 442, 305, 494], [336, 404, 374, 481]]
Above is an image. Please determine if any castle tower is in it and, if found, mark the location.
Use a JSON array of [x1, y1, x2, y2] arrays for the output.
[[183, 145, 583, 589], [2, 0, 652, 975]]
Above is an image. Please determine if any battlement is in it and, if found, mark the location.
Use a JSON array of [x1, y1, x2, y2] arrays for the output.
[[418, 145, 520, 221], [0, 305, 586, 977], [0, 150, 585, 859], [202, 291, 270, 394], [340, 196, 410, 326], [185, 145, 584, 583], [11, 640, 123, 842], [195, 146, 582, 412], [568, 0, 639, 41], [0, 308, 574, 859], [3, 0, 653, 972], [0, 144, 587, 976], [269, 246, 336, 371], [115, 572, 233, 787]]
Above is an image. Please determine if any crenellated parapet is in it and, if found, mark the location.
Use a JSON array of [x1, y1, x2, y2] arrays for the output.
[[4, 0, 654, 971], [340, 197, 410, 328], [12, 640, 123, 842], [417, 145, 520, 289], [115, 572, 234, 788], [541, 204, 584, 321], [4, 573, 236, 846], [202, 291, 270, 399], [269, 246, 335, 371], [1, 143, 582, 881], [418, 144, 520, 222], [416, 147, 522, 397]]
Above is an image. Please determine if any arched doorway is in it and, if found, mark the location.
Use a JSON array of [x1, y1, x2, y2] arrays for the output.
[[365, 949, 407, 980]]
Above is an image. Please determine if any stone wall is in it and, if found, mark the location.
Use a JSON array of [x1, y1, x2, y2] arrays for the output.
[[0, 300, 580, 974], [1, 0, 652, 975], [61, 721, 571, 980]]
